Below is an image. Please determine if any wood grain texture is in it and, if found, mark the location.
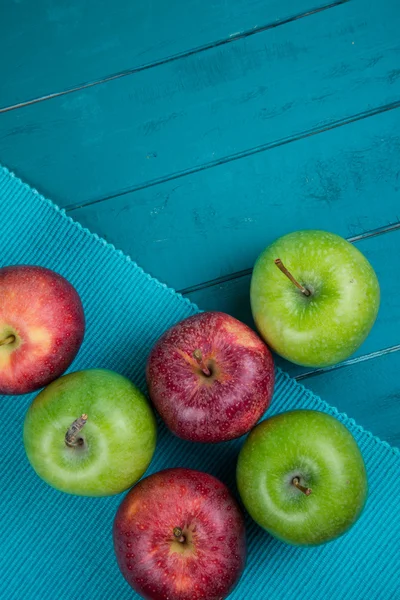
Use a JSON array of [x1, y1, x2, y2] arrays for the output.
[[0, 0, 337, 109], [185, 227, 400, 377], [0, 0, 399, 207], [1, 0, 399, 447], [68, 108, 400, 290], [303, 349, 400, 448]]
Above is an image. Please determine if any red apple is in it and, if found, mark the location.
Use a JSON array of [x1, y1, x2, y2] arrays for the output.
[[113, 468, 246, 600], [146, 311, 274, 442], [0, 265, 85, 394]]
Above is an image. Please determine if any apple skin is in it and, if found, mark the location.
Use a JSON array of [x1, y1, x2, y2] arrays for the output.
[[23, 369, 157, 496], [237, 410, 368, 546], [146, 311, 274, 443], [250, 230, 380, 368], [0, 265, 85, 395], [113, 468, 246, 600]]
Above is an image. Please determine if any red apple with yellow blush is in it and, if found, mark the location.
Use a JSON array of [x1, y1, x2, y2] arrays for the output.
[[146, 311, 274, 442], [0, 265, 85, 395]]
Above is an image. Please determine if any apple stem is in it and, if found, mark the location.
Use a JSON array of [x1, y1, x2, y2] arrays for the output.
[[193, 349, 211, 377], [292, 477, 312, 496], [173, 527, 186, 543], [274, 259, 311, 297], [65, 414, 88, 448], [0, 335, 15, 346]]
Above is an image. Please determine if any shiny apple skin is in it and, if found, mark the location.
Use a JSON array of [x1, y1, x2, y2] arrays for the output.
[[113, 468, 246, 600], [146, 311, 274, 443], [237, 410, 368, 546], [0, 265, 85, 394], [250, 230, 380, 368], [23, 369, 157, 496]]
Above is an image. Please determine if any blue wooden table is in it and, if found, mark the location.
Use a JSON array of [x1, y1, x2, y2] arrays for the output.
[[1, 0, 399, 448]]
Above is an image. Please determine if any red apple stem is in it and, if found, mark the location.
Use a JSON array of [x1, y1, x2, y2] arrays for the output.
[[0, 335, 15, 346], [193, 349, 211, 377], [274, 259, 311, 297], [173, 527, 186, 543], [292, 477, 312, 496], [65, 414, 88, 448]]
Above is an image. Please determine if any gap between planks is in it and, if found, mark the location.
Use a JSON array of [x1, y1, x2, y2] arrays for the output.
[[296, 344, 400, 381], [178, 222, 400, 295], [0, 0, 348, 114], [65, 99, 400, 213]]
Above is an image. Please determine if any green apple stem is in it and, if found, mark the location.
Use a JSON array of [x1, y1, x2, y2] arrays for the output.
[[0, 335, 15, 346], [173, 527, 186, 543], [65, 414, 88, 448], [292, 477, 312, 496], [274, 259, 311, 297], [193, 349, 211, 377]]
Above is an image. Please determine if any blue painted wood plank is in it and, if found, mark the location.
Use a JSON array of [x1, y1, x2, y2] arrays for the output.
[[302, 349, 400, 448], [0, 0, 398, 451], [185, 227, 400, 377], [67, 108, 400, 290], [0, 0, 337, 108], [0, 0, 399, 206]]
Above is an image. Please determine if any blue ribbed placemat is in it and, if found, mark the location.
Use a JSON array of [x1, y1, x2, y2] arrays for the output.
[[0, 165, 398, 600]]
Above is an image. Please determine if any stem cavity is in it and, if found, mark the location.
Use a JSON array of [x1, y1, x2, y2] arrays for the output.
[[292, 477, 312, 496], [193, 349, 211, 377], [65, 414, 88, 448], [274, 259, 311, 297], [173, 527, 186, 543], [0, 335, 16, 346]]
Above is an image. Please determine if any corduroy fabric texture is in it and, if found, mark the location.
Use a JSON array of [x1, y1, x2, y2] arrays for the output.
[[0, 165, 398, 600]]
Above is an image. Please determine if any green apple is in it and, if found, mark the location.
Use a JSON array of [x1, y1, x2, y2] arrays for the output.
[[250, 230, 380, 367], [237, 410, 368, 546], [23, 369, 157, 496]]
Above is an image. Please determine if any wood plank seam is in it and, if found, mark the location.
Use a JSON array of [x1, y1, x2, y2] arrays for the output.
[[178, 221, 400, 295], [64, 100, 400, 212], [0, 0, 348, 114], [296, 344, 400, 381]]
